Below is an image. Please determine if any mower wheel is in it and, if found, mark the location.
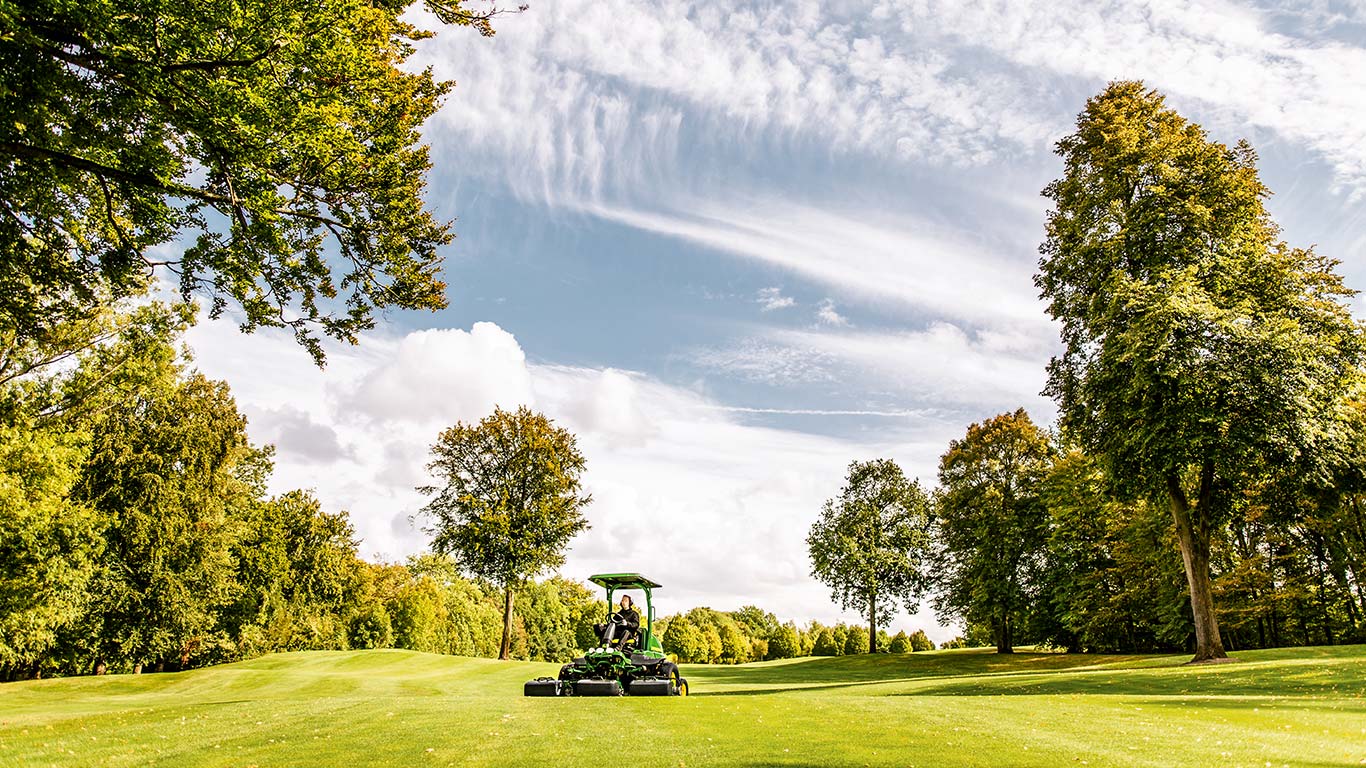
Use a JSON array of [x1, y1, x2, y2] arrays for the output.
[[574, 679, 624, 697], [659, 663, 688, 696]]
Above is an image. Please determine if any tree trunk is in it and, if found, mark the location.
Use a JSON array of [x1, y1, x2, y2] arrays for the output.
[[867, 591, 878, 654], [997, 609, 1014, 654], [1167, 474, 1228, 662], [499, 586, 515, 660], [133, 662, 143, 675], [94, 659, 107, 676]]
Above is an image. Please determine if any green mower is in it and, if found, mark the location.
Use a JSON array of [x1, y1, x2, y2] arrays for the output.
[[524, 573, 688, 697]]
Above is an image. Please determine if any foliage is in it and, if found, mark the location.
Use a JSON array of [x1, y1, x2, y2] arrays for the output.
[[74, 354, 252, 672], [0, 0, 509, 361], [933, 409, 1054, 653], [1036, 450, 1190, 652], [808, 458, 932, 653], [0, 422, 100, 675], [1036, 80, 1363, 660], [348, 603, 393, 650], [419, 405, 591, 659]]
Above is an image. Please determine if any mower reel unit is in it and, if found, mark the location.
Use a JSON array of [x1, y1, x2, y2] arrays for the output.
[[524, 573, 688, 697]]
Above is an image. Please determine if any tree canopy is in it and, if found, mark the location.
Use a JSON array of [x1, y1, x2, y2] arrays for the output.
[[1036, 81, 1362, 660], [419, 405, 592, 659], [1, 0, 505, 361], [934, 409, 1054, 654], [808, 458, 931, 653]]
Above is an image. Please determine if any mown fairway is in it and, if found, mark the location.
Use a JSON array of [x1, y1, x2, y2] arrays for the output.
[[2, 646, 1364, 767]]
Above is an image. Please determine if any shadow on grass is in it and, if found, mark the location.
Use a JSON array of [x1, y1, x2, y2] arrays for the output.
[[684, 645, 1366, 706]]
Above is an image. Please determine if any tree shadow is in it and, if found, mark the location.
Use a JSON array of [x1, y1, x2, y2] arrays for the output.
[[684, 646, 1366, 706]]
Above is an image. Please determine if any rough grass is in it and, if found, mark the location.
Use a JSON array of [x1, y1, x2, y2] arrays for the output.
[[2, 645, 1364, 767]]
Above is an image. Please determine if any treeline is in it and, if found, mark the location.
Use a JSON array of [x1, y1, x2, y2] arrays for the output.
[[656, 609, 935, 664], [925, 410, 1366, 655]]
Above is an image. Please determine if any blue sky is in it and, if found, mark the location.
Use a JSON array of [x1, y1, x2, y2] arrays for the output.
[[187, 0, 1366, 640]]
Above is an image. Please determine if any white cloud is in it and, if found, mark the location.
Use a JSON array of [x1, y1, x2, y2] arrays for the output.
[[694, 322, 1057, 419], [343, 323, 533, 426], [879, 0, 1366, 191], [186, 318, 964, 639], [757, 286, 796, 312], [415, 0, 1366, 205], [815, 299, 850, 327], [588, 199, 1050, 333]]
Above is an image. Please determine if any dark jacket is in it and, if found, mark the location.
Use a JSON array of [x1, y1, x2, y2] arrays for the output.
[[615, 605, 641, 630]]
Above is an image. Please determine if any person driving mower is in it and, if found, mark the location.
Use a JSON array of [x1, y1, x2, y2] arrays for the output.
[[594, 594, 641, 650]]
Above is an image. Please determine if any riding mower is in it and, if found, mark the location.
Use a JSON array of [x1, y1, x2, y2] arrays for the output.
[[524, 573, 689, 697]]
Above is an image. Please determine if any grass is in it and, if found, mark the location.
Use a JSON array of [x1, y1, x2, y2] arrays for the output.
[[2, 645, 1365, 767]]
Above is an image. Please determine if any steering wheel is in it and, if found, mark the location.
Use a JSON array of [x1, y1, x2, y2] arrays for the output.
[[609, 613, 626, 624]]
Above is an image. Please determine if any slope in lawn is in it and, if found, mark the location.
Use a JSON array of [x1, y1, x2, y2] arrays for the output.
[[1, 646, 1364, 767]]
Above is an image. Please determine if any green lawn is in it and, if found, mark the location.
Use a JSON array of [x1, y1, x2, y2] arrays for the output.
[[2, 646, 1364, 767]]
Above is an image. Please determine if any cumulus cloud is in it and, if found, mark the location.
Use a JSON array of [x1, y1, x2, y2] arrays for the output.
[[186, 318, 962, 638], [343, 323, 534, 426], [757, 287, 796, 312], [815, 299, 850, 327], [248, 406, 352, 465]]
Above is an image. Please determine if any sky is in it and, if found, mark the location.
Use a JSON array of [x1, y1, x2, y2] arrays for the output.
[[185, 0, 1366, 642]]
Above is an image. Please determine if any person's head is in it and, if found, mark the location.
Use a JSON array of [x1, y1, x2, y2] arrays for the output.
[[619, 595, 633, 609]]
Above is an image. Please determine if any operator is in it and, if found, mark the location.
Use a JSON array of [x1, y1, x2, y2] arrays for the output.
[[595, 594, 641, 649]]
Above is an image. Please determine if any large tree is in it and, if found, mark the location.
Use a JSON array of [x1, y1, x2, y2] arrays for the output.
[[934, 410, 1054, 654], [1036, 81, 1362, 661], [76, 362, 253, 673], [0, 0, 504, 361], [418, 406, 591, 660], [808, 458, 931, 654], [0, 421, 101, 679]]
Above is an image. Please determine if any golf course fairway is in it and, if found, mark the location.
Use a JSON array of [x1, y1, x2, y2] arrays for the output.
[[2, 646, 1363, 767]]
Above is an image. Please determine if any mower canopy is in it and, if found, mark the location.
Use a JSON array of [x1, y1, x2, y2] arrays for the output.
[[588, 573, 662, 590]]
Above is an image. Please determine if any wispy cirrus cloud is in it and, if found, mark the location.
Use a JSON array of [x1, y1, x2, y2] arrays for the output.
[[417, 0, 1366, 203]]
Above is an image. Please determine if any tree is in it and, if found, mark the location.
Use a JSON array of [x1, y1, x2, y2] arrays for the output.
[[418, 406, 591, 660], [1037, 449, 1189, 653], [348, 603, 393, 650], [843, 625, 869, 655], [76, 368, 252, 673], [908, 629, 934, 652], [812, 627, 840, 656], [0, 422, 100, 678], [0, 0, 506, 361], [888, 631, 911, 653], [662, 615, 705, 663], [1036, 81, 1362, 661], [226, 489, 361, 654], [769, 623, 802, 659], [934, 409, 1054, 653], [808, 459, 932, 653]]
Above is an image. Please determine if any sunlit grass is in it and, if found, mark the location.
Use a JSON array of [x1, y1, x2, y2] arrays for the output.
[[1, 646, 1363, 767]]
